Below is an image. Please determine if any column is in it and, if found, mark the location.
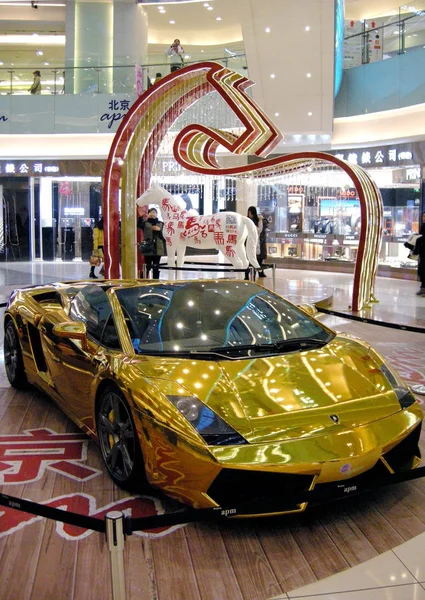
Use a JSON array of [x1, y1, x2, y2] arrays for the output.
[[65, 1, 148, 94]]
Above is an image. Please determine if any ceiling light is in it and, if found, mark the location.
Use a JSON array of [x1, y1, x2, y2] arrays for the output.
[[270, 73, 275, 78], [36, 50, 43, 56], [216, 17, 222, 20], [0, 34, 65, 45], [307, 73, 312, 77], [159, 9, 166, 13], [265, 27, 271, 33], [207, 6, 213, 9], [274, 112, 279, 116], [44, 62, 49, 66], [203, 2, 209, 5], [308, 112, 313, 116], [305, 26, 311, 31], [170, 20, 175, 24]]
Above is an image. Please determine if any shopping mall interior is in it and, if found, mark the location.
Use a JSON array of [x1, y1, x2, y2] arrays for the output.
[[0, 1, 425, 599]]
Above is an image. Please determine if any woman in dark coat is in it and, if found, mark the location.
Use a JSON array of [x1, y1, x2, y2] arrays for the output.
[[137, 208, 165, 279], [414, 223, 425, 296]]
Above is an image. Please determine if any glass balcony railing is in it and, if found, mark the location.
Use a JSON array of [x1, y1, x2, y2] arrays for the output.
[[0, 54, 247, 96], [344, 2, 425, 68]]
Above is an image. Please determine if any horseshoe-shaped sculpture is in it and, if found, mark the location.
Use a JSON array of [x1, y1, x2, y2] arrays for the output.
[[103, 62, 383, 311]]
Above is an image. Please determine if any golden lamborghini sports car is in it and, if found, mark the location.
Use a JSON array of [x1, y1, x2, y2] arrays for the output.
[[3, 279, 423, 515]]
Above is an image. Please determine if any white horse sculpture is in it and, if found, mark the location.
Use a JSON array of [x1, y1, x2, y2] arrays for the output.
[[136, 183, 260, 270]]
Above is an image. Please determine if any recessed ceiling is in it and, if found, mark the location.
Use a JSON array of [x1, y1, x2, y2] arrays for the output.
[[145, 0, 243, 45]]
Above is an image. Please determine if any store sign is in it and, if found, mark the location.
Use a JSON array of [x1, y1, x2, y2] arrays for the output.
[[332, 145, 415, 167], [337, 188, 358, 198], [405, 167, 421, 181], [100, 99, 131, 129], [288, 185, 304, 194], [0, 161, 60, 176], [64, 207, 85, 216], [161, 159, 183, 172]]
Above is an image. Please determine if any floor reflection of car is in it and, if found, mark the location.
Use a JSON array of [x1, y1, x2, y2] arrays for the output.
[[3, 279, 423, 516]]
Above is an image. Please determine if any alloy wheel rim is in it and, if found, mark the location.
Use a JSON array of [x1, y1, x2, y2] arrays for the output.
[[4, 328, 18, 381], [98, 392, 135, 482]]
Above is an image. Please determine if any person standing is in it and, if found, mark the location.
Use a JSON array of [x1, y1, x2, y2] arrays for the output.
[[166, 39, 184, 72], [244, 206, 265, 280], [29, 70, 42, 95], [414, 223, 425, 296], [89, 217, 104, 279], [138, 208, 165, 279]]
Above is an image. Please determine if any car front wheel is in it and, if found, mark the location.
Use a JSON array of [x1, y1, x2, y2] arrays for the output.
[[96, 386, 147, 490], [4, 321, 28, 389]]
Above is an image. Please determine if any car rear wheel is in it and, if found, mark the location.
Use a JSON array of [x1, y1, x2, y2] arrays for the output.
[[4, 321, 28, 389], [96, 386, 147, 490]]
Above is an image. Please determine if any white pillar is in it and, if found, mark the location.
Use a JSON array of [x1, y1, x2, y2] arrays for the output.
[[65, 1, 148, 94], [113, 2, 148, 92]]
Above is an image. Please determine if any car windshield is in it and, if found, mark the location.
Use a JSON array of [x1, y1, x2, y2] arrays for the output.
[[115, 281, 333, 357]]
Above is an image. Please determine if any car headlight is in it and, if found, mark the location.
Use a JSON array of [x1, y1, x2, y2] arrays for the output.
[[380, 364, 416, 408], [167, 395, 248, 446]]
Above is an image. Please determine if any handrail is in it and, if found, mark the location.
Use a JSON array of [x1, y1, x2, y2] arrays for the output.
[[344, 13, 414, 41], [342, 3, 425, 68], [0, 54, 246, 95], [0, 54, 246, 72]]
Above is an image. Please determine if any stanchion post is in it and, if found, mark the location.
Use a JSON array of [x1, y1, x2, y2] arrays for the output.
[[105, 511, 127, 600], [272, 263, 276, 291], [142, 263, 147, 279], [412, 384, 425, 396], [249, 266, 254, 281]]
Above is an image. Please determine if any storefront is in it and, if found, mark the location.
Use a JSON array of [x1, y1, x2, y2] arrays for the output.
[[2, 144, 423, 275], [0, 159, 105, 263], [261, 142, 424, 277]]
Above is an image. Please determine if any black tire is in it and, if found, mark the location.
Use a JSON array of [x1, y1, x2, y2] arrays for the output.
[[4, 321, 28, 389], [96, 386, 147, 491]]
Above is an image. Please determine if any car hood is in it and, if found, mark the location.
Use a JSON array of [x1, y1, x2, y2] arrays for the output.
[[133, 335, 404, 443]]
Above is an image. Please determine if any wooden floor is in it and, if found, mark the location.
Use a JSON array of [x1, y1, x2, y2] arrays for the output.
[[1, 319, 425, 600]]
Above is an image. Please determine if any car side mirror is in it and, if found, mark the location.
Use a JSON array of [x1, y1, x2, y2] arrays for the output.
[[53, 322, 88, 350], [298, 304, 319, 318]]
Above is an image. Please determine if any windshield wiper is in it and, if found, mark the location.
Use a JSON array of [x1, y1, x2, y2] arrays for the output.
[[273, 337, 329, 350], [210, 337, 329, 355], [135, 348, 238, 360], [135, 337, 330, 359]]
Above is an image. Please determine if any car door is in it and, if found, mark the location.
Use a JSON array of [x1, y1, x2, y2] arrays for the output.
[[43, 285, 121, 427]]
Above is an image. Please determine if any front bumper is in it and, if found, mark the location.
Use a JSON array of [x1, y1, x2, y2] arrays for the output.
[[138, 402, 423, 514]]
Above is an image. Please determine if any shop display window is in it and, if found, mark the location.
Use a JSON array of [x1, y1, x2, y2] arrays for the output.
[[258, 180, 422, 271]]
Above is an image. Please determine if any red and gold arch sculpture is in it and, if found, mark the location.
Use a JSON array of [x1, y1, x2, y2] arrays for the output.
[[103, 62, 383, 312]]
